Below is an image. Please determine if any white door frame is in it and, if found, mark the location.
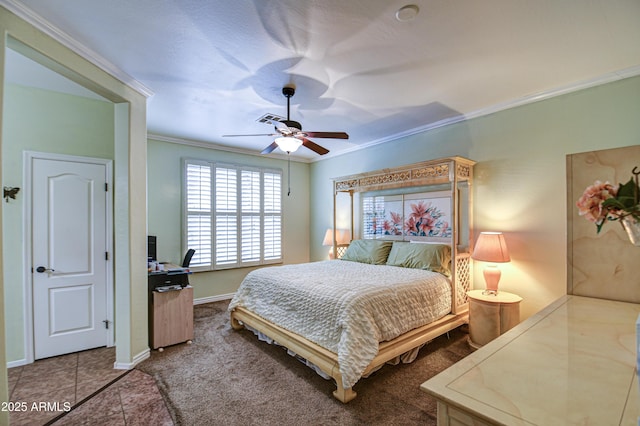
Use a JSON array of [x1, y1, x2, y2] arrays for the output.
[[23, 151, 114, 364]]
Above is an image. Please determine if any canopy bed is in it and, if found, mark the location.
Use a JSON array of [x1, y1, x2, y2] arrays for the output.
[[229, 156, 475, 402]]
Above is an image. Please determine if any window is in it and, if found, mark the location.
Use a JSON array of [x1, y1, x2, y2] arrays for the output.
[[184, 160, 282, 270], [362, 195, 390, 239]]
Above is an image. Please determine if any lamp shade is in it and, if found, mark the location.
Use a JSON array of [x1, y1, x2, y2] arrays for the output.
[[472, 232, 510, 263], [275, 136, 302, 153], [322, 228, 351, 246]]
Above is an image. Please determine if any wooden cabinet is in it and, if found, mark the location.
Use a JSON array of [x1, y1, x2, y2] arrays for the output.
[[150, 286, 194, 350], [467, 289, 521, 349]]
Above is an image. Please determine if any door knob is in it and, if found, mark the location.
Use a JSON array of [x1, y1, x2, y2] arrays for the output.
[[35, 266, 55, 273]]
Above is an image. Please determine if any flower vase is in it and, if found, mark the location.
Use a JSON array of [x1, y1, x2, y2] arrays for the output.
[[621, 215, 640, 246]]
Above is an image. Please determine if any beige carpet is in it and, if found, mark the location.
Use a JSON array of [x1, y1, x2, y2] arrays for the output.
[[137, 300, 472, 426]]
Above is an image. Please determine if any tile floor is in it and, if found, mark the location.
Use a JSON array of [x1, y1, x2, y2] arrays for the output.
[[7, 347, 173, 425]]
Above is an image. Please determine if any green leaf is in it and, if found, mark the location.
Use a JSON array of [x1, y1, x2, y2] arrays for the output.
[[616, 178, 640, 209], [602, 198, 624, 210]]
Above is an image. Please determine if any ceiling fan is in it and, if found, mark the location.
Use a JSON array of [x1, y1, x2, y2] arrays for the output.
[[223, 86, 349, 155]]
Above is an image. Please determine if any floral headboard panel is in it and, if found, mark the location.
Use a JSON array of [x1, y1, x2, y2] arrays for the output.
[[567, 144, 640, 304], [362, 190, 452, 243], [332, 157, 475, 254]]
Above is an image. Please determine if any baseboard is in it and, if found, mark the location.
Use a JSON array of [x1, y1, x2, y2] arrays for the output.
[[8, 294, 232, 371], [194, 293, 234, 305], [7, 358, 27, 369], [113, 348, 150, 370]]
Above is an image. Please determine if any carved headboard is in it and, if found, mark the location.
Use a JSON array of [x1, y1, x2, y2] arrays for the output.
[[331, 156, 476, 314]]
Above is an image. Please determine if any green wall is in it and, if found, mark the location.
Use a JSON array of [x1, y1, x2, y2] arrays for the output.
[[1, 11, 148, 419], [2, 84, 114, 363], [310, 75, 640, 320], [147, 138, 311, 301]]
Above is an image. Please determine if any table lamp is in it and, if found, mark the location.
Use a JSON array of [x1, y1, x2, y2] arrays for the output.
[[471, 232, 510, 295], [323, 228, 351, 259]]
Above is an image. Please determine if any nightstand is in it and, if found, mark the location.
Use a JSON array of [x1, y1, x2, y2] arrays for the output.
[[467, 289, 522, 349]]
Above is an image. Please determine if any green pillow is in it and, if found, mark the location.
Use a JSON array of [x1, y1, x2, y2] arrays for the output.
[[386, 242, 451, 276], [341, 239, 393, 265]]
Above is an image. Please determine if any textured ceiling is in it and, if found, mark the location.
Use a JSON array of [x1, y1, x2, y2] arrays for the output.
[[4, 0, 640, 160]]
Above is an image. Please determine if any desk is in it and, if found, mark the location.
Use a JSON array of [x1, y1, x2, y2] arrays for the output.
[[421, 295, 640, 425], [148, 266, 193, 350], [150, 286, 194, 350]]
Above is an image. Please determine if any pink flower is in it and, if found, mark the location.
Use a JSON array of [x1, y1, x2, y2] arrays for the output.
[[440, 221, 449, 235], [404, 217, 418, 234], [418, 216, 436, 234], [390, 211, 402, 225], [576, 180, 618, 224], [410, 201, 431, 222]]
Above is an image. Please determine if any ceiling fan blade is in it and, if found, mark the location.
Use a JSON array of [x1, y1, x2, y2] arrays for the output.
[[269, 119, 286, 128], [269, 120, 291, 133], [301, 138, 329, 155], [222, 133, 276, 137], [304, 131, 349, 139], [261, 141, 279, 155]]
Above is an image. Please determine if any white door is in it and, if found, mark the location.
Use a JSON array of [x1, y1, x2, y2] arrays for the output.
[[32, 157, 109, 359]]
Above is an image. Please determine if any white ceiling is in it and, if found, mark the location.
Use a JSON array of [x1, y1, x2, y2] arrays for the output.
[[4, 0, 640, 160]]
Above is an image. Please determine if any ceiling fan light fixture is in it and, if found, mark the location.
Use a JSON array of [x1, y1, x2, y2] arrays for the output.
[[275, 136, 302, 153]]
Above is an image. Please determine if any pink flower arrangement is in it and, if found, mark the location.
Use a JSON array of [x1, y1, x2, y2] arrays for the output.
[[576, 171, 640, 233], [576, 180, 618, 225]]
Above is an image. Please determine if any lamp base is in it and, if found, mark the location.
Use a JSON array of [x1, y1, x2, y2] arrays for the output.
[[482, 265, 502, 295]]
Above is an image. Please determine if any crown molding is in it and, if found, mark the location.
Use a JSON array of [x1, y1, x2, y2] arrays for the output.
[[148, 133, 312, 164], [313, 64, 640, 163], [3, 0, 637, 163], [0, 0, 154, 98]]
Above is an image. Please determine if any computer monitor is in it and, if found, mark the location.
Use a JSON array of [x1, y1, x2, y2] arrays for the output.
[[148, 235, 157, 261]]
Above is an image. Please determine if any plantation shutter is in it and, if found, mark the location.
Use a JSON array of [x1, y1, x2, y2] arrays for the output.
[[185, 162, 212, 268], [241, 169, 261, 264], [362, 195, 386, 239], [263, 171, 282, 260], [215, 166, 238, 267], [184, 160, 282, 271]]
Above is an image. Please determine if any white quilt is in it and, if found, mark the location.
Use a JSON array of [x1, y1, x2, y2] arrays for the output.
[[228, 260, 451, 388]]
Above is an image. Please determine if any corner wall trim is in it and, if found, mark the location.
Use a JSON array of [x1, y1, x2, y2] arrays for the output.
[[113, 348, 150, 370], [6, 359, 27, 369]]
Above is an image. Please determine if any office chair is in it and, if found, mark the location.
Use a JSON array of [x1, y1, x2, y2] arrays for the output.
[[182, 249, 195, 268]]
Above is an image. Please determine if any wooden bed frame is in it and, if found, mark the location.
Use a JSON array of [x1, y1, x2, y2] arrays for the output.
[[230, 157, 475, 402], [230, 253, 470, 403]]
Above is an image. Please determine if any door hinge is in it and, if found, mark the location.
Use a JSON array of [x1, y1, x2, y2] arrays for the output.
[[105, 251, 109, 261], [102, 319, 110, 329], [105, 182, 108, 192]]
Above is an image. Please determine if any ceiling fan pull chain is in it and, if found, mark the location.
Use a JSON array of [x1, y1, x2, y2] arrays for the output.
[[287, 154, 291, 196]]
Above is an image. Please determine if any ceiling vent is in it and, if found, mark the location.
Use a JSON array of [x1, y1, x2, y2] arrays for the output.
[[256, 113, 285, 124]]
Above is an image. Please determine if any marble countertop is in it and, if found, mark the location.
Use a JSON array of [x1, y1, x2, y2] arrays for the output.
[[421, 295, 640, 425]]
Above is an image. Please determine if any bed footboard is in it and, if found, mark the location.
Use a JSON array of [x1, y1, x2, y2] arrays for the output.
[[230, 306, 358, 403], [229, 306, 467, 403]]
